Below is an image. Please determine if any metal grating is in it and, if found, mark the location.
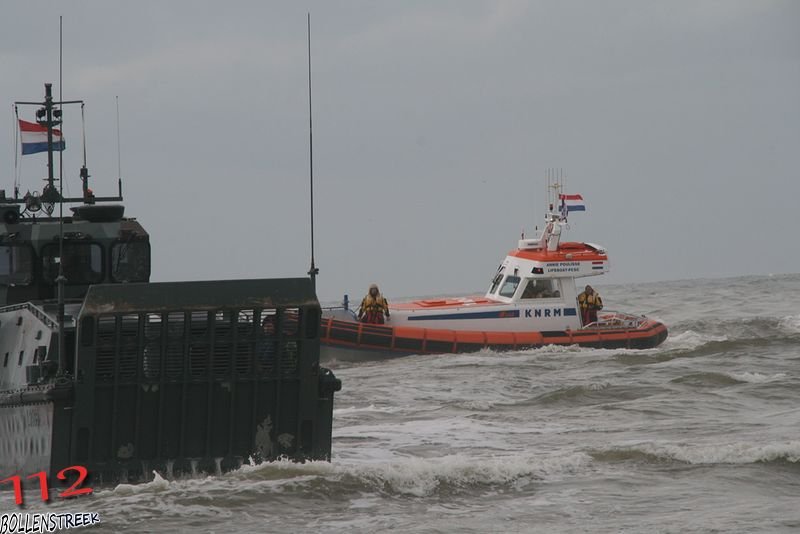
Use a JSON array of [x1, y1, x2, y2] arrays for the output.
[[87, 307, 308, 383]]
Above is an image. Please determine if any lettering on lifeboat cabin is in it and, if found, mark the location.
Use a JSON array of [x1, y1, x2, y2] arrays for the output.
[[525, 308, 565, 318], [544, 261, 581, 273]]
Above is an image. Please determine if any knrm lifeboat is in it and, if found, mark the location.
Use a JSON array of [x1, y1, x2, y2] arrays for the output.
[[321, 188, 667, 360]]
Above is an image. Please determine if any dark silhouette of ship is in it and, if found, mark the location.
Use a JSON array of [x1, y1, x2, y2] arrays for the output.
[[0, 84, 340, 484]]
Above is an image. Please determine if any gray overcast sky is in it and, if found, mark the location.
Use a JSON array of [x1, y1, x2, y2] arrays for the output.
[[2, 1, 798, 302]]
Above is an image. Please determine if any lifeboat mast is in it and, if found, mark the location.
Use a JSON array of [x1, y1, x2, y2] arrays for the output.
[[522, 169, 568, 254]]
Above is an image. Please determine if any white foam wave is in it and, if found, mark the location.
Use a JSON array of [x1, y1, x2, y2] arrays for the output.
[[340, 452, 593, 496], [728, 371, 787, 384], [105, 461, 337, 500], [97, 452, 593, 498], [461, 399, 497, 410], [514, 344, 642, 361], [436, 344, 585, 362], [95, 471, 238, 522], [237, 455, 337, 473], [661, 330, 727, 351], [520, 344, 583, 355], [334, 404, 400, 416], [224, 452, 593, 497], [112, 470, 171, 495], [623, 440, 800, 464], [452, 341, 676, 360], [778, 315, 800, 334]]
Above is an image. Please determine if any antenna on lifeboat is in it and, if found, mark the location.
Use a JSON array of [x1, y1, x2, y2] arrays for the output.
[[545, 168, 560, 219]]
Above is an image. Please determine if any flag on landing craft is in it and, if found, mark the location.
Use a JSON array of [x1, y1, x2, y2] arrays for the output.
[[18, 119, 65, 155], [559, 193, 585, 214]]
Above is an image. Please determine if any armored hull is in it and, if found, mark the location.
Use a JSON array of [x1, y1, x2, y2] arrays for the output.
[[0, 275, 342, 484]]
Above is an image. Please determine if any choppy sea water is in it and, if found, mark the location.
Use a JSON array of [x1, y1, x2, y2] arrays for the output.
[[11, 274, 800, 533]]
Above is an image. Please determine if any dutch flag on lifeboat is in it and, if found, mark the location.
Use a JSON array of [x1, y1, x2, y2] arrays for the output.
[[559, 193, 585, 218]]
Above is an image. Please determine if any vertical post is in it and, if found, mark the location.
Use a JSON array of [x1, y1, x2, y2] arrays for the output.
[[58, 16, 67, 375], [116, 96, 122, 199], [81, 101, 90, 199], [44, 84, 55, 190], [307, 13, 319, 289], [57, 171, 66, 379], [42, 82, 66, 377]]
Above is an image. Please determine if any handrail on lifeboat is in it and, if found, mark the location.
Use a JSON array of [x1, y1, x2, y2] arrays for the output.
[[582, 310, 649, 330]]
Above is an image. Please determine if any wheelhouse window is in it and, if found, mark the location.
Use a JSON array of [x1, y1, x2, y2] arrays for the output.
[[111, 241, 151, 282], [42, 242, 103, 284], [0, 245, 33, 285], [520, 278, 561, 299], [498, 275, 521, 298], [488, 267, 505, 294]]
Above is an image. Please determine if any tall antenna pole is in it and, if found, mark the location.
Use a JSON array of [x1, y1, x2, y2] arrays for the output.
[[56, 15, 66, 376], [58, 16, 63, 195], [307, 13, 319, 289]]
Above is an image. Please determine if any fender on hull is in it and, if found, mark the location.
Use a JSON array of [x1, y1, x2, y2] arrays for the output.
[[320, 317, 668, 361]]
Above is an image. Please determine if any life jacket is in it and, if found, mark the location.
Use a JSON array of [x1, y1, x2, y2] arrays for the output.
[[578, 291, 603, 310], [359, 294, 389, 315]]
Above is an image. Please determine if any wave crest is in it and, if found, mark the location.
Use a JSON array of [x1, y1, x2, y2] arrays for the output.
[[592, 441, 800, 465], [778, 315, 800, 334], [218, 452, 592, 497], [671, 316, 800, 345]]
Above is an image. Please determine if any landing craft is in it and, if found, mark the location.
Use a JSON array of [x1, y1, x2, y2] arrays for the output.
[[321, 178, 667, 360], [0, 84, 340, 484]]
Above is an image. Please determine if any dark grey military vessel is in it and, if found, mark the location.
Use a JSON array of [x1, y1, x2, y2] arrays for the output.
[[0, 84, 340, 484]]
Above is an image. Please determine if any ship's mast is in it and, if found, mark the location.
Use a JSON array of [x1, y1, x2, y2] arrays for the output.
[[540, 169, 567, 252], [53, 81, 67, 378], [43, 83, 69, 376], [15, 16, 125, 377], [55, 17, 67, 378], [546, 168, 567, 221], [16, 83, 86, 377]]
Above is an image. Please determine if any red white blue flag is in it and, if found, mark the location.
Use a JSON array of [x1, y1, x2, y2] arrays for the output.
[[18, 119, 65, 155], [559, 193, 586, 214]]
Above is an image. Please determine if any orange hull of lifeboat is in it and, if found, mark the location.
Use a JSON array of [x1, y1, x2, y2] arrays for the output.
[[320, 317, 668, 358]]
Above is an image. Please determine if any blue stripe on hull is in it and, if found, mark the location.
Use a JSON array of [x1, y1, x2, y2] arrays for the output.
[[407, 310, 521, 321]]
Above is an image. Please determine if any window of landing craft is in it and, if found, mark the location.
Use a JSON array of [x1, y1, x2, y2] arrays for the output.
[[0, 244, 34, 285], [41, 242, 104, 285], [498, 275, 521, 298], [111, 240, 151, 283]]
